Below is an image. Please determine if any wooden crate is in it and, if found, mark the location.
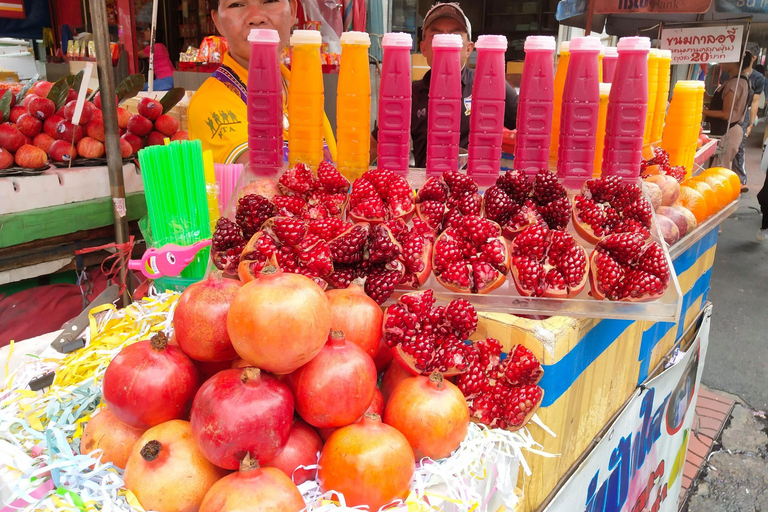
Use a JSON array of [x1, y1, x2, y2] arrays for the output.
[[474, 314, 646, 512]]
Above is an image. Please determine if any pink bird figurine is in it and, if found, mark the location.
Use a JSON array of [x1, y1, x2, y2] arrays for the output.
[[128, 239, 212, 279]]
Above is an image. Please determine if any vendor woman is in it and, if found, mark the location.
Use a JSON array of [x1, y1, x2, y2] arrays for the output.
[[188, 0, 335, 164]]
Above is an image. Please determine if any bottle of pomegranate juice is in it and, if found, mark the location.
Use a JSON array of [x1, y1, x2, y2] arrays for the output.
[[377, 32, 413, 175], [247, 29, 283, 176], [426, 33, 463, 177]]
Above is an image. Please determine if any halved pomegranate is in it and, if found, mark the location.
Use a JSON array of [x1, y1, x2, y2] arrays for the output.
[[589, 232, 671, 301], [382, 289, 475, 376], [432, 215, 509, 294], [275, 161, 350, 219], [509, 223, 589, 298], [573, 176, 653, 244], [456, 339, 544, 431], [415, 170, 482, 232], [237, 216, 333, 287], [348, 168, 415, 224]]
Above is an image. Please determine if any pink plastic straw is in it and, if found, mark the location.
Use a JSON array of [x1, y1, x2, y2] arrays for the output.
[[214, 163, 244, 215]]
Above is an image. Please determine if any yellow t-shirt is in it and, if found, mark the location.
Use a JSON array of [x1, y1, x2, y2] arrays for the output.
[[188, 53, 250, 164]]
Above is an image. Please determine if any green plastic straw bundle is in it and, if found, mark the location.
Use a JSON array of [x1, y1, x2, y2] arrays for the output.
[[138, 139, 211, 279]]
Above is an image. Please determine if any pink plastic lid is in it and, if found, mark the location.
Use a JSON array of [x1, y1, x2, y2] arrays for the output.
[[477, 34, 509, 51], [617, 36, 651, 52], [569, 36, 602, 52], [523, 35, 555, 52], [604, 46, 618, 58], [382, 32, 413, 48], [248, 29, 280, 44], [432, 33, 463, 49]]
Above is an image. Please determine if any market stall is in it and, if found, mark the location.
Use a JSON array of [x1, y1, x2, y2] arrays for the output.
[[0, 14, 738, 512]]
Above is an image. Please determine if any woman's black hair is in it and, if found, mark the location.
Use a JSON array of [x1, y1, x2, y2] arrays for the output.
[[743, 51, 754, 71]]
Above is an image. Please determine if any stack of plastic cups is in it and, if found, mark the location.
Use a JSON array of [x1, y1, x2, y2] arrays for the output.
[[602, 46, 618, 83], [661, 80, 703, 177], [426, 33, 463, 176], [336, 31, 371, 181], [650, 49, 672, 145], [643, 49, 660, 147], [513, 35, 555, 180], [377, 32, 413, 175], [593, 83, 611, 177], [247, 29, 284, 177], [288, 30, 325, 168], [549, 41, 570, 169]]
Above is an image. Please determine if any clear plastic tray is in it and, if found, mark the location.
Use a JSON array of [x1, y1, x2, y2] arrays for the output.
[[668, 199, 737, 260], [384, 169, 683, 323]]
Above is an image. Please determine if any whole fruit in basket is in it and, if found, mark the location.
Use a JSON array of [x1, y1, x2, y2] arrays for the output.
[[173, 274, 242, 362], [348, 167, 415, 223], [318, 413, 415, 510], [128, 114, 153, 137], [124, 420, 227, 512], [0, 124, 26, 153], [274, 161, 350, 219], [138, 96, 164, 121], [63, 100, 94, 125], [31, 81, 53, 98], [200, 454, 305, 512], [155, 114, 180, 136], [27, 95, 55, 120], [383, 289, 476, 376], [457, 340, 544, 431], [415, 169, 482, 232], [589, 232, 671, 301], [0, 148, 13, 169], [16, 113, 42, 138], [432, 215, 510, 293], [644, 174, 680, 207], [76, 137, 105, 159], [263, 418, 324, 484], [573, 175, 653, 244], [654, 214, 680, 245], [325, 279, 383, 358], [381, 358, 413, 401], [32, 133, 55, 154], [80, 406, 147, 469], [288, 330, 377, 428], [102, 332, 200, 428], [190, 367, 294, 468], [14, 144, 47, 169], [55, 120, 84, 143], [508, 223, 589, 298], [384, 373, 469, 460]]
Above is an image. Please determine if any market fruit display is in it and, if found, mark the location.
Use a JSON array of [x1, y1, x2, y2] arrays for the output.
[[199, 455, 306, 512], [415, 169, 482, 231], [288, 330, 378, 428], [80, 406, 147, 469], [190, 367, 294, 468], [123, 420, 227, 512], [318, 414, 415, 510], [227, 264, 331, 374], [348, 168, 415, 223], [263, 419, 324, 484], [383, 373, 469, 460], [457, 340, 544, 431], [102, 332, 199, 428]]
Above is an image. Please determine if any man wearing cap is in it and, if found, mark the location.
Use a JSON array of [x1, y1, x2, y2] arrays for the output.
[[370, 2, 519, 168]]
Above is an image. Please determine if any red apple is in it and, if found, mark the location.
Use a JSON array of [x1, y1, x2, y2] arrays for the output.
[[154, 114, 179, 136], [31, 81, 53, 98], [32, 132, 55, 153], [93, 92, 118, 109], [86, 119, 105, 142], [55, 120, 85, 143], [14, 144, 48, 168], [76, 136, 105, 159], [49, 140, 77, 162], [0, 124, 26, 152], [116, 107, 132, 129], [119, 137, 133, 158], [66, 88, 78, 103], [63, 100, 94, 126], [44, 115, 64, 139], [121, 132, 144, 154], [170, 130, 189, 141], [0, 147, 13, 169], [9, 105, 27, 124], [27, 96, 55, 120], [90, 109, 103, 123], [146, 130, 166, 146], [16, 114, 43, 138], [21, 93, 39, 108], [137, 97, 163, 121], [126, 115, 152, 136]]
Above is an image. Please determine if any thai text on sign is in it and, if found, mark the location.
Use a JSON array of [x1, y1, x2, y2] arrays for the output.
[[660, 25, 744, 65]]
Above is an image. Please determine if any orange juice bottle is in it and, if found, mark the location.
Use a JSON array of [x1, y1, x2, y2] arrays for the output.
[[593, 83, 611, 177], [288, 30, 324, 168], [550, 41, 570, 168], [651, 49, 672, 144], [598, 45, 604, 83], [643, 49, 660, 146], [336, 31, 371, 181], [661, 81, 700, 168]]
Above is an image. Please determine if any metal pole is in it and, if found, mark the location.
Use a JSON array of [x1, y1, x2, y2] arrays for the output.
[[89, 0, 132, 307], [585, 0, 595, 35], [148, 0, 158, 92]]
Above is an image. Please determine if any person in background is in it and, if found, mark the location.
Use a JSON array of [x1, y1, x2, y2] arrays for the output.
[[703, 53, 751, 176], [731, 51, 765, 192], [757, 171, 768, 241], [370, 2, 518, 168], [138, 25, 175, 91]]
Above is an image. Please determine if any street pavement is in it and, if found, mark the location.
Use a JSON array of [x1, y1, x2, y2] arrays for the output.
[[686, 125, 768, 511]]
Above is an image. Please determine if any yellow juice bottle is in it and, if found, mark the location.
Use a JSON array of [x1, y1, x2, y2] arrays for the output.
[[644, 49, 660, 146], [288, 30, 324, 168], [336, 31, 371, 181], [593, 83, 611, 177], [549, 41, 570, 167], [651, 49, 672, 144]]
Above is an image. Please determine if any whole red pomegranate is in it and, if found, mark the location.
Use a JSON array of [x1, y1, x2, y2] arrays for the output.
[[190, 367, 294, 469], [227, 265, 331, 374], [173, 274, 242, 362], [325, 280, 383, 358], [200, 455, 305, 512], [384, 373, 469, 460], [315, 388, 385, 442], [289, 331, 377, 428], [102, 332, 199, 428], [80, 406, 147, 469], [263, 419, 323, 484], [318, 414, 415, 510], [380, 359, 413, 402], [373, 338, 394, 373], [124, 420, 227, 512]]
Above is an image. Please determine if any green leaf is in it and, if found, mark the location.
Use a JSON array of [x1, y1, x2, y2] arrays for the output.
[[159, 87, 185, 114], [63, 74, 76, 88], [47, 76, 71, 111], [15, 74, 40, 104], [71, 70, 85, 95], [0, 90, 12, 122], [116, 74, 145, 105]]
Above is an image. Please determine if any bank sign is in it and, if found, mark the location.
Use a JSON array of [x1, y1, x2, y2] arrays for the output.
[[593, 0, 711, 12], [544, 306, 711, 512]]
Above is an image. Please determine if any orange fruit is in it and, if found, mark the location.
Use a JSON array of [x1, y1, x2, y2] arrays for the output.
[[675, 186, 709, 223], [692, 175, 733, 208], [703, 167, 741, 200], [682, 180, 718, 217], [642, 145, 656, 160]]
